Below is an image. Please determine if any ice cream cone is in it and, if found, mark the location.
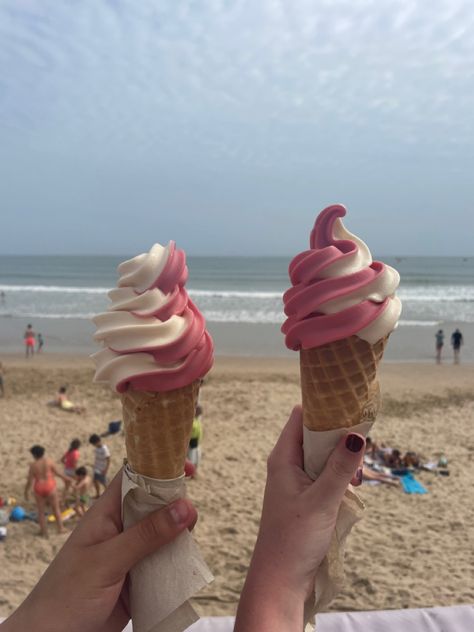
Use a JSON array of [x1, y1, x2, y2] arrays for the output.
[[300, 335, 388, 432], [120, 380, 200, 479]]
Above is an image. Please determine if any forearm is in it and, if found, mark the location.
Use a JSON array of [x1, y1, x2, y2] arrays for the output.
[[235, 548, 305, 632]]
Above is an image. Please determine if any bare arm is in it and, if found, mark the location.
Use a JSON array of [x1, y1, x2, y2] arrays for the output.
[[24, 466, 34, 500], [104, 456, 111, 475]]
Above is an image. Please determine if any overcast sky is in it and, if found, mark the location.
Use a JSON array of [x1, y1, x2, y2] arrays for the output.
[[1, 0, 473, 256]]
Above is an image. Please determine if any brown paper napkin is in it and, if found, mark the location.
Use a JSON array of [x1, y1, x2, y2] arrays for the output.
[[121, 464, 214, 632], [302, 422, 372, 630]]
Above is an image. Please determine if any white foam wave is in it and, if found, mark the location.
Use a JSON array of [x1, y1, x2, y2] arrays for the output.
[[0, 284, 110, 294], [398, 320, 441, 327]]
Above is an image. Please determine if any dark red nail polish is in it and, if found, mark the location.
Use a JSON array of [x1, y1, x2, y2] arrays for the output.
[[346, 434, 364, 453], [356, 467, 363, 483]]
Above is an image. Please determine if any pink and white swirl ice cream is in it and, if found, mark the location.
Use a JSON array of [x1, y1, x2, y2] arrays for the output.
[[282, 204, 401, 349], [92, 241, 214, 392]]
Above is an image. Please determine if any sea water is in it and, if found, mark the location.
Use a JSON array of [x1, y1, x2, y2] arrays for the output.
[[0, 255, 474, 326]]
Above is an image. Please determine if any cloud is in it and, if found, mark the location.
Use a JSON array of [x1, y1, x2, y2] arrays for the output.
[[0, 0, 473, 254]]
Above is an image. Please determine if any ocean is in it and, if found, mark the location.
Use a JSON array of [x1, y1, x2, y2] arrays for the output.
[[1, 255, 474, 326]]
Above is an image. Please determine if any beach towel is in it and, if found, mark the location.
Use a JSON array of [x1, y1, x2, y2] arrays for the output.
[[400, 473, 428, 494]]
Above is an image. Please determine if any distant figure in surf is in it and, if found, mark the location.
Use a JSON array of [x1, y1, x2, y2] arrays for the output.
[[451, 328, 463, 364], [435, 329, 444, 364], [24, 324, 36, 358]]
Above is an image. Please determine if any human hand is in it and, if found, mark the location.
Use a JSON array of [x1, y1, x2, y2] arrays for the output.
[[235, 405, 365, 632], [2, 470, 197, 632]]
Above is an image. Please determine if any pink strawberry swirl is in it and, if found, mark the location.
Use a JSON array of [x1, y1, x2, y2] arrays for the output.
[[282, 204, 401, 350], [92, 241, 214, 393]]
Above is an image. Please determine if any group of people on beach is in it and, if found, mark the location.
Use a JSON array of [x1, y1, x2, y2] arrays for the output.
[[435, 327, 464, 364], [3, 406, 368, 632], [24, 435, 111, 537], [23, 324, 44, 358]]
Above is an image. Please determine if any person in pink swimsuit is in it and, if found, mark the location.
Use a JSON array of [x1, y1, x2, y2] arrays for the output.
[[25, 445, 67, 536], [23, 324, 36, 358]]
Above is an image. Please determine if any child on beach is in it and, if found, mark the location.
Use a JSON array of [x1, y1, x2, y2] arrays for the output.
[[187, 404, 203, 472], [24, 445, 67, 536], [37, 333, 44, 353], [89, 434, 111, 498], [72, 466, 92, 517], [60, 439, 81, 499], [54, 385, 85, 414]]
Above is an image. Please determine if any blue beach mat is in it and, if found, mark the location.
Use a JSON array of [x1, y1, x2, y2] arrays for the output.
[[400, 473, 428, 494]]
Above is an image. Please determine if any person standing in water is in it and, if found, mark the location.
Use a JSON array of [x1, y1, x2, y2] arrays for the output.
[[451, 328, 464, 364], [24, 324, 36, 359], [435, 329, 444, 364]]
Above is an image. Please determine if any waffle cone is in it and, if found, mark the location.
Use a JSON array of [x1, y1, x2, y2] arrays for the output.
[[300, 335, 388, 432], [120, 381, 200, 479]]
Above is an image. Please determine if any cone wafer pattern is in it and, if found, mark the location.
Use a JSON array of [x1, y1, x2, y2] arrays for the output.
[[300, 335, 387, 432], [121, 381, 199, 479]]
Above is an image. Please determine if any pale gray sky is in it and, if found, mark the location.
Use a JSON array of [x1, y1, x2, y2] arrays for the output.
[[1, 0, 473, 256]]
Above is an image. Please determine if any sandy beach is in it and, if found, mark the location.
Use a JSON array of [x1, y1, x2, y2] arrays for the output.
[[0, 353, 473, 618]]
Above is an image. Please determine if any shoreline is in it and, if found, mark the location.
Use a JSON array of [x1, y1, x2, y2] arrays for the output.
[[1, 316, 473, 363]]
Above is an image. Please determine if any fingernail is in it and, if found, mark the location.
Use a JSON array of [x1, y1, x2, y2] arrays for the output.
[[356, 467, 363, 483], [169, 499, 189, 525], [346, 434, 364, 453]]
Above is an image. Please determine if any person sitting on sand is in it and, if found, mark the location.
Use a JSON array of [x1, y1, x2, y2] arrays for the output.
[[24, 324, 36, 359], [24, 445, 68, 536], [54, 385, 85, 414], [60, 439, 81, 500], [362, 465, 400, 486], [72, 466, 92, 517], [402, 451, 421, 468], [384, 448, 403, 468]]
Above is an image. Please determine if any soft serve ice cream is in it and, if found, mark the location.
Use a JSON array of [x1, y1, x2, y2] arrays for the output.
[[281, 203, 402, 621], [282, 204, 401, 348], [92, 241, 214, 632], [92, 241, 213, 392]]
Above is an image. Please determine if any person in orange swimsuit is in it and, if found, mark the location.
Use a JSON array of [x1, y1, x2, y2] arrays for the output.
[[23, 324, 36, 359], [24, 445, 68, 536]]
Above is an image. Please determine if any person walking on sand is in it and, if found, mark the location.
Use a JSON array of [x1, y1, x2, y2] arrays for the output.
[[24, 324, 36, 358], [89, 434, 111, 498], [24, 445, 68, 536], [435, 329, 444, 364], [451, 328, 463, 364]]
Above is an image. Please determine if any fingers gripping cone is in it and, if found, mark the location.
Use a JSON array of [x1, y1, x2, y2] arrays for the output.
[[300, 335, 388, 432], [121, 381, 200, 479]]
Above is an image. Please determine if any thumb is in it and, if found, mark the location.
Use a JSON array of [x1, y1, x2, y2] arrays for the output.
[[112, 498, 197, 575], [311, 433, 365, 512]]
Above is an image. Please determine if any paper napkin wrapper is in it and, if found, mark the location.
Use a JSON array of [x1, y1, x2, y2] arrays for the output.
[[302, 421, 373, 630], [121, 463, 214, 632]]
